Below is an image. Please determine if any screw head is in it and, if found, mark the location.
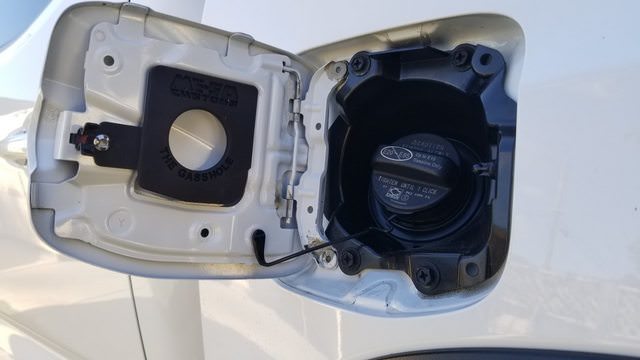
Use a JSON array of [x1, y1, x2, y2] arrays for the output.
[[416, 267, 432, 284], [350, 54, 370, 76], [414, 263, 440, 293], [338, 248, 361, 274], [340, 251, 354, 267], [93, 134, 110, 151], [451, 49, 470, 67], [352, 57, 364, 71]]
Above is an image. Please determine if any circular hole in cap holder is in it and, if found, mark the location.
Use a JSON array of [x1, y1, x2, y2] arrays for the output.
[[168, 109, 228, 171]]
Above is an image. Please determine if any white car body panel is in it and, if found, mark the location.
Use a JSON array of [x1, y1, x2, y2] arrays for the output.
[[0, 111, 144, 359], [0, 1, 639, 359]]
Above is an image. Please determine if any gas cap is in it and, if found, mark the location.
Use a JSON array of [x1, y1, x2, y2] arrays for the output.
[[370, 133, 471, 233], [371, 134, 461, 214]]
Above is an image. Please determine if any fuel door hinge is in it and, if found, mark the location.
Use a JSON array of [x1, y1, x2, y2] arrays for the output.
[[280, 65, 306, 228]]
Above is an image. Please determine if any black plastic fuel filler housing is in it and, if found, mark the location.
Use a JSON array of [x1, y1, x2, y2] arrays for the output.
[[324, 44, 516, 295]]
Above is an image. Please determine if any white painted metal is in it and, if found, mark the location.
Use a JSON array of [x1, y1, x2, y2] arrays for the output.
[[0, 1, 204, 359], [29, 3, 312, 277], [1, 0, 640, 359], [129, 278, 205, 360], [134, 0, 205, 23], [26, 4, 526, 317], [0, 110, 145, 359], [196, 0, 640, 356]]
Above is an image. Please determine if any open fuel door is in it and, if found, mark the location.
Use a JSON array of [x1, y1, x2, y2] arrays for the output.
[[29, 2, 324, 278], [28, 2, 519, 308]]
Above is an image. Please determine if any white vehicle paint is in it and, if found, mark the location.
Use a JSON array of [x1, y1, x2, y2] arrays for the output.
[[1, 1, 639, 359]]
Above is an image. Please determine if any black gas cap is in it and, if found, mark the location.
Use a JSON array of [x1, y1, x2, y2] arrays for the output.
[[371, 133, 461, 214], [370, 133, 473, 233]]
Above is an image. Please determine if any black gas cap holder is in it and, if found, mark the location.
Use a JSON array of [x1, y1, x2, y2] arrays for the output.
[[325, 43, 516, 295], [69, 65, 258, 206]]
